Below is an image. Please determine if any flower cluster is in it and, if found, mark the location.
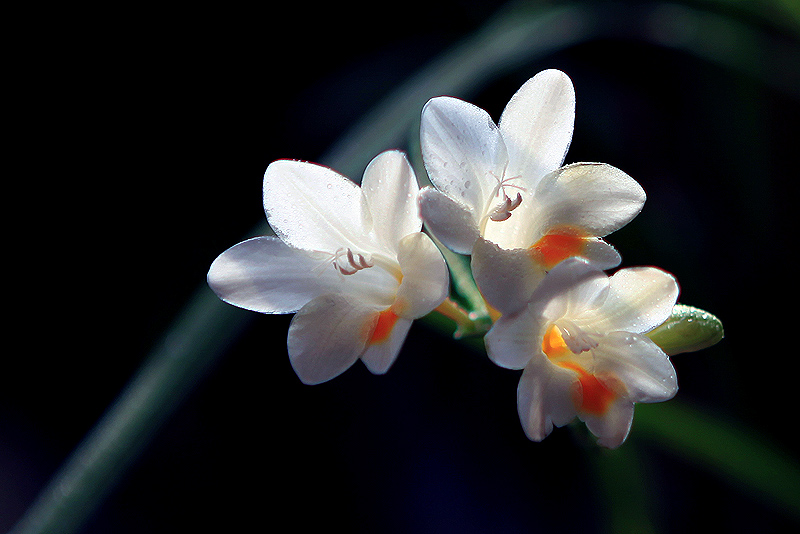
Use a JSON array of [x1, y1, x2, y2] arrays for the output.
[[208, 69, 716, 448]]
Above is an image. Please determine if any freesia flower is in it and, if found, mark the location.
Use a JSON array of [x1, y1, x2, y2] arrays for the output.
[[485, 258, 679, 448], [207, 150, 449, 385], [419, 69, 646, 315]]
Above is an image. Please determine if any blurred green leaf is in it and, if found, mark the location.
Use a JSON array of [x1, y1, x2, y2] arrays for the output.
[[590, 444, 659, 534], [635, 401, 800, 521]]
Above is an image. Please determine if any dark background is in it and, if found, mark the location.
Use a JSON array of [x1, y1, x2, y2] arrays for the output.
[[4, 1, 799, 532]]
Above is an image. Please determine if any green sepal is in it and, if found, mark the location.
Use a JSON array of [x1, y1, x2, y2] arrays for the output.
[[646, 304, 724, 355]]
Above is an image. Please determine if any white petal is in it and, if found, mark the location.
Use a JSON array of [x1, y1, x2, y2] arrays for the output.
[[517, 358, 578, 442], [393, 232, 449, 319], [581, 239, 622, 270], [529, 258, 609, 322], [418, 186, 480, 254], [207, 236, 336, 314], [533, 163, 646, 237], [584, 267, 679, 334], [485, 308, 545, 370], [593, 332, 678, 403], [471, 237, 546, 316], [263, 159, 372, 252], [498, 70, 575, 189], [287, 294, 376, 385], [361, 150, 421, 247], [361, 316, 413, 375], [580, 399, 635, 449], [421, 96, 508, 213]]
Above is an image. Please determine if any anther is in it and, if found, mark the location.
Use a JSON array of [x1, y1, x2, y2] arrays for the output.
[[489, 192, 523, 222], [333, 247, 373, 275], [558, 320, 599, 354]]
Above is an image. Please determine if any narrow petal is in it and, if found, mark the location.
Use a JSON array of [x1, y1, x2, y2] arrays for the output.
[[393, 232, 449, 318], [534, 163, 646, 238], [593, 332, 678, 403], [287, 294, 376, 385], [421, 96, 508, 213], [361, 315, 413, 375], [361, 150, 421, 248], [418, 186, 480, 254], [498, 70, 575, 189], [263, 159, 372, 252], [584, 267, 679, 334], [580, 398, 635, 449], [517, 358, 578, 442], [471, 237, 547, 316], [207, 236, 337, 314]]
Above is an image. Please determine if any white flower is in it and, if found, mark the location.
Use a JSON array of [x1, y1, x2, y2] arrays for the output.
[[208, 150, 449, 385], [419, 69, 646, 315], [485, 258, 679, 448]]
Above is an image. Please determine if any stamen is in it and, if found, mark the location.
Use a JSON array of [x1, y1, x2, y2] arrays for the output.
[[488, 170, 526, 199], [557, 319, 599, 354], [356, 253, 372, 269], [332, 247, 374, 276], [488, 192, 523, 221]]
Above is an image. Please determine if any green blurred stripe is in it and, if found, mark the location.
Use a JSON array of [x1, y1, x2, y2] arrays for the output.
[[635, 401, 800, 521]]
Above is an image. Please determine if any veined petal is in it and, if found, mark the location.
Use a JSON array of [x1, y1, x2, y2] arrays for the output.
[[361, 150, 421, 248], [517, 358, 578, 442], [361, 315, 413, 375], [207, 236, 337, 314], [582, 267, 679, 334], [533, 162, 646, 238], [580, 398, 635, 449], [529, 258, 609, 322], [421, 96, 508, 212], [593, 332, 678, 403], [471, 237, 546, 316], [393, 232, 449, 319], [287, 294, 376, 385], [263, 159, 372, 252], [498, 70, 575, 189], [485, 307, 545, 370], [418, 186, 480, 254]]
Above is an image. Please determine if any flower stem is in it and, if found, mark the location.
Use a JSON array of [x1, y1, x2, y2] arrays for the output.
[[433, 297, 481, 339]]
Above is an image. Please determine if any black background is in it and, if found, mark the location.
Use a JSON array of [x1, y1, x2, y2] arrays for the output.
[[3, 1, 799, 532]]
